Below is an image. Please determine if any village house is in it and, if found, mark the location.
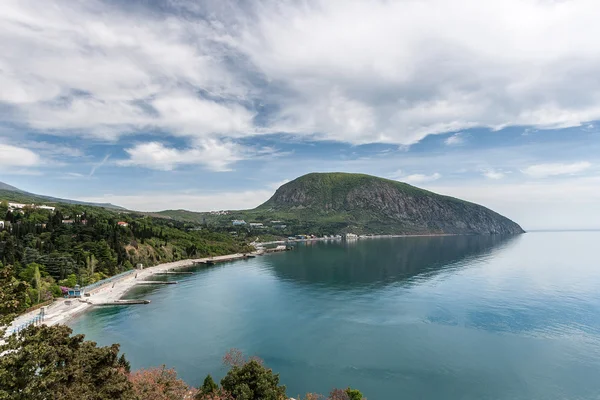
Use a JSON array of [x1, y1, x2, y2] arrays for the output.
[[232, 220, 246, 226], [249, 222, 265, 228], [117, 221, 129, 227]]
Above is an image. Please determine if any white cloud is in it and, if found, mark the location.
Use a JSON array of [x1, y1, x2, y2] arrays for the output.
[[2, 0, 600, 145], [482, 169, 505, 180], [0, 143, 40, 167], [401, 173, 442, 184], [445, 133, 465, 146], [232, 0, 600, 144], [522, 162, 592, 178], [117, 140, 246, 172]]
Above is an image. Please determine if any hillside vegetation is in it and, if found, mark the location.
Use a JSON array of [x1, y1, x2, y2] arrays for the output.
[[160, 173, 524, 236], [0, 198, 251, 310]]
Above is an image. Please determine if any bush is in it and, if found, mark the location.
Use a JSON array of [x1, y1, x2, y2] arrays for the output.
[[220, 360, 286, 400], [129, 365, 196, 400]]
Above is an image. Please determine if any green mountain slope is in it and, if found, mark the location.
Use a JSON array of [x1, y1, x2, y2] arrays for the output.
[[253, 172, 523, 235], [0, 181, 125, 210], [159, 172, 524, 235]]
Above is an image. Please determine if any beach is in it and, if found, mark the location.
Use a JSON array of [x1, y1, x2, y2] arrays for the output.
[[5, 252, 256, 334]]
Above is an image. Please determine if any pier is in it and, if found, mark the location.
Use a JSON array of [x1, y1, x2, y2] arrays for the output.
[[199, 253, 250, 266], [93, 299, 151, 305], [154, 271, 194, 275]]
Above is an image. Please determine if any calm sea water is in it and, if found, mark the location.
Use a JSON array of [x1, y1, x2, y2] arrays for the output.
[[70, 232, 600, 399]]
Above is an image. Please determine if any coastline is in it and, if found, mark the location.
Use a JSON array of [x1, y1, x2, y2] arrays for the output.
[[6, 252, 258, 333], [255, 232, 457, 247], [7, 233, 463, 333]]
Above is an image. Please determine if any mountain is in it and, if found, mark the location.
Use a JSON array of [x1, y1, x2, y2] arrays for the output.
[[0, 181, 22, 192], [253, 172, 524, 235], [0, 180, 125, 210]]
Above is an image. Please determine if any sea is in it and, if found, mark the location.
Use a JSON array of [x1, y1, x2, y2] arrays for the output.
[[70, 232, 600, 399]]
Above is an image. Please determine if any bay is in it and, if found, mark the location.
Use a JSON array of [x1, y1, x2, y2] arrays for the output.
[[70, 232, 600, 399]]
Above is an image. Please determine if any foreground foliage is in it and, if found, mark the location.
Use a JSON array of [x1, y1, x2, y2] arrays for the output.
[[0, 327, 366, 400], [130, 366, 197, 400], [0, 325, 136, 400]]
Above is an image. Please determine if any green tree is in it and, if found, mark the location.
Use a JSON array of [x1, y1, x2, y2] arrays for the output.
[[33, 263, 42, 303], [18, 262, 46, 284], [345, 388, 363, 400], [0, 324, 136, 400], [0, 263, 28, 336], [59, 273, 78, 288], [220, 360, 287, 400], [198, 374, 219, 396], [118, 353, 131, 374]]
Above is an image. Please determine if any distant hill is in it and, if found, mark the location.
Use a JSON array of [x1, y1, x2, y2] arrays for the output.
[[160, 172, 524, 235], [253, 172, 523, 235], [0, 181, 125, 210], [0, 181, 22, 192]]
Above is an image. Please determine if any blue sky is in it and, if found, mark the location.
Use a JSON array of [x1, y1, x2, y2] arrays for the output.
[[1, 0, 600, 230]]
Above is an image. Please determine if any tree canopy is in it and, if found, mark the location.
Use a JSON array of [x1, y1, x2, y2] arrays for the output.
[[0, 324, 136, 400]]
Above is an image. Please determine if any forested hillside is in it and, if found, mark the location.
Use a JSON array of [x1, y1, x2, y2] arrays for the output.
[[0, 200, 251, 310]]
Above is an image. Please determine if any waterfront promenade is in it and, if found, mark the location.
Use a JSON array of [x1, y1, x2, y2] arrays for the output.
[[5, 253, 256, 335]]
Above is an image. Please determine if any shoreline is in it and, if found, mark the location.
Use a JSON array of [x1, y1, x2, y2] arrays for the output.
[[6, 252, 259, 333], [6, 233, 474, 333], [255, 232, 457, 247]]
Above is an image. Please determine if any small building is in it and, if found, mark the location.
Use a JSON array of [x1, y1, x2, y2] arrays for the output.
[[8, 202, 27, 210], [117, 221, 129, 227], [249, 222, 264, 228], [346, 233, 358, 239], [273, 224, 287, 229], [67, 284, 83, 298], [62, 219, 75, 224], [232, 220, 247, 226], [38, 205, 56, 211]]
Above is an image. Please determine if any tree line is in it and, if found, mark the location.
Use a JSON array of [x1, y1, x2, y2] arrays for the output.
[[0, 200, 252, 310]]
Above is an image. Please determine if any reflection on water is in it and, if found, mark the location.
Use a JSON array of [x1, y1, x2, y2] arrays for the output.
[[271, 235, 520, 287], [70, 232, 600, 400]]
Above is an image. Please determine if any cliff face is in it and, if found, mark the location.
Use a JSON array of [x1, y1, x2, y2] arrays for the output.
[[257, 173, 524, 235]]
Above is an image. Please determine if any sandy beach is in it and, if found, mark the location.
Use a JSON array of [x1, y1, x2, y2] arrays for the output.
[[5, 253, 256, 335]]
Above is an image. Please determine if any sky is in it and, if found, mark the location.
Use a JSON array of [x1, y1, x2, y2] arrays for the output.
[[1, 0, 600, 230]]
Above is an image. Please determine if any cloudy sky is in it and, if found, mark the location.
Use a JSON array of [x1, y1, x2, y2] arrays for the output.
[[1, 0, 600, 230]]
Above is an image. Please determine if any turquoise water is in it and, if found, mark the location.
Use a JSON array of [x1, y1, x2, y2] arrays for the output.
[[70, 232, 600, 399]]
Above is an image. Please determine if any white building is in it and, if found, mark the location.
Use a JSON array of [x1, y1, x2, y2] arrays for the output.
[[345, 233, 358, 239], [249, 222, 265, 228], [232, 220, 247, 226], [8, 202, 55, 212]]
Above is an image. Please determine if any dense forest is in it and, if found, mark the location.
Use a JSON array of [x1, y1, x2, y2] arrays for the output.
[[0, 200, 252, 310]]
